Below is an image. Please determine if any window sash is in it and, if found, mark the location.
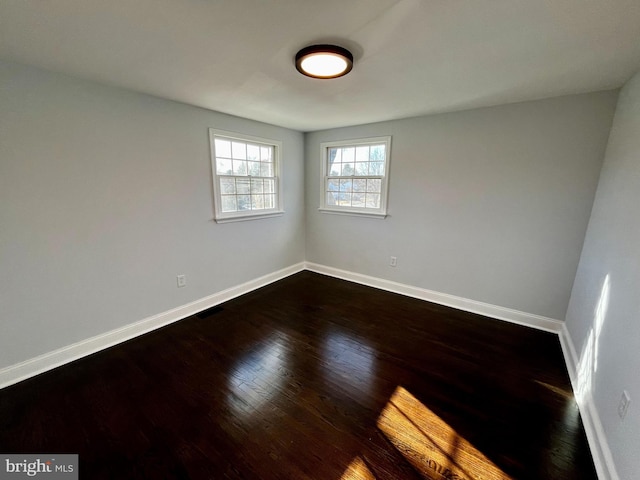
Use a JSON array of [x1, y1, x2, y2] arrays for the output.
[[320, 136, 391, 217], [219, 175, 278, 213], [209, 129, 283, 222]]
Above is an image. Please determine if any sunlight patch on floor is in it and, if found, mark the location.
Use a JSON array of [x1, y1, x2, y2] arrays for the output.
[[376, 386, 511, 480], [533, 380, 573, 398], [340, 456, 377, 480]]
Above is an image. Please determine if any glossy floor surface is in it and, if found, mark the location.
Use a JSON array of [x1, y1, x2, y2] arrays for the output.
[[0, 272, 596, 479]]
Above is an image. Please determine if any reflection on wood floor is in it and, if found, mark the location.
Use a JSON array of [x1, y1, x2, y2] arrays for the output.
[[0, 271, 596, 479]]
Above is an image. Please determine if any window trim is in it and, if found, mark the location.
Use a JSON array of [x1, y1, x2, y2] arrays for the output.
[[209, 128, 284, 223], [319, 136, 392, 219]]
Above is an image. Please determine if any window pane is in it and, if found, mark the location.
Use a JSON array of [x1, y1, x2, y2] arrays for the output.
[[327, 192, 338, 206], [221, 195, 237, 212], [232, 142, 246, 160], [328, 148, 341, 176], [251, 178, 263, 194], [327, 179, 340, 192], [352, 192, 365, 207], [329, 147, 342, 163], [342, 147, 355, 163], [339, 179, 352, 192], [247, 144, 260, 161], [236, 178, 250, 194], [355, 146, 369, 162], [355, 162, 368, 175], [370, 145, 385, 161], [264, 194, 275, 209], [261, 163, 273, 177], [341, 162, 354, 176], [260, 146, 272, 161], [216, 158, 233, 175], [366, 193, 380, 208], [367, 179, 382, 193], [264, 179, 275, 194], [248, 161, 260, 176], [220, 177, 236, 194], [251, 195, 264, 210], [215, 139, 232, 158], [370, 162, 385, 176], [353, 179, 366, 192], [233, 160, 247, 175], [338, 192, 352, 206], [237, 195, 251, 210]]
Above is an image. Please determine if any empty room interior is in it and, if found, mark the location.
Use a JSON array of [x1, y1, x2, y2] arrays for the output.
[[1, 1, 639, 479]]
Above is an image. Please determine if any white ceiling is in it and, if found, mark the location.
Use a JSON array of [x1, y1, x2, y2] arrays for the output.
[[1, 0, 640, 131]]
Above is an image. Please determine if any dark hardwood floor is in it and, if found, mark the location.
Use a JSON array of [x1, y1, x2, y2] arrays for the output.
[[0, 271, 596, 479]]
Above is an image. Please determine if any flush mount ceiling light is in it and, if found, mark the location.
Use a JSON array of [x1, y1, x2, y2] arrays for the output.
[[295, 44, 353, 79]]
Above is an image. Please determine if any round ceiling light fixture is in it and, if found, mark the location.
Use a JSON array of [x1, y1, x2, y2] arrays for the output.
[[295, 44, 353, 79]]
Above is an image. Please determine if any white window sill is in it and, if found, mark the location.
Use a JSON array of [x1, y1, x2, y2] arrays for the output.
[[215, 211, 284, 224], [318, 208, 387, 220]]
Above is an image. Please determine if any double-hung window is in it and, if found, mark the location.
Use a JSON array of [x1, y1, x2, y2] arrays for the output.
[[209, 129, 283, 223], [320, 136, 391, 218]]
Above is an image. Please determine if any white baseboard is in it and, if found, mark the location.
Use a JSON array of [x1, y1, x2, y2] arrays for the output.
[[0, 262, 562, 390], [559, 324, 619, 480], [0, 262, 305, 390], [559, 322, 580, 388], [305, 262, 564, 333]]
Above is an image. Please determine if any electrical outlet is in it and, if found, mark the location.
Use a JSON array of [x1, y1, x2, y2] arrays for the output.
[[618, 390, 631, 420], [177, 275, 187, 288], [390, 256, 397, 267]]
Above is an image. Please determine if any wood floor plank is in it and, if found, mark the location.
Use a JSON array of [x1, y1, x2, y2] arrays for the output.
[[0, 271, 596, 479]]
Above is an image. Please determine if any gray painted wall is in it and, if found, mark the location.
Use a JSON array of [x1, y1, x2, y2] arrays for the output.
[[566, 71, 640, 480], [0, 61, 305, 368], [305, 92, 618, 320]]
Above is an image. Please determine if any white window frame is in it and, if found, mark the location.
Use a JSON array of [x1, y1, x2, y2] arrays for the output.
[[209, 128, 284, 223], [319, 136, 392, 219]]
